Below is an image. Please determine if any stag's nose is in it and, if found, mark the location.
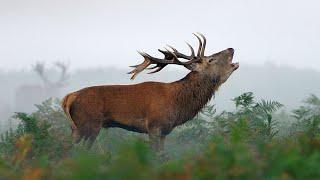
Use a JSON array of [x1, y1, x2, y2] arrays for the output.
[[227, 48, 234, 54]]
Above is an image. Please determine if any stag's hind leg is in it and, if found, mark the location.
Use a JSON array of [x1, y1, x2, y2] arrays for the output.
[[70, 106, 103, 148], [71, 127, 81, 144], [77, 120, 102, 149]]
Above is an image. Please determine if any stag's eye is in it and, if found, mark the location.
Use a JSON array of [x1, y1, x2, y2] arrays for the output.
[[208, 59, 215, 63]]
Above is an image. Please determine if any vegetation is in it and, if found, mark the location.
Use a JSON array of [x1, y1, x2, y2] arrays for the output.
[[0, 93, 320, 179]]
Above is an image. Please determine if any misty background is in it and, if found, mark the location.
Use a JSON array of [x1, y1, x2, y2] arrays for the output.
[[1, 0, 320, 128]]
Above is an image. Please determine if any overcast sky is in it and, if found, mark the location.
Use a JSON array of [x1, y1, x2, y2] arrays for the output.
[[0, 0, 319, 71]]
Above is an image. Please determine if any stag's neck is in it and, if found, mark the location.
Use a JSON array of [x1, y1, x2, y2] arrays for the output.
[[171, 72, 221, 126]]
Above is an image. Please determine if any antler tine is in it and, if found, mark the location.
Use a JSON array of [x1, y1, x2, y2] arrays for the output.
[[165, 43, 196, 60], [164, 47, 177, 58], [196, 32, 206, 57], [158, 49, 173, 60], [164, 47, 185, 65], [185, 42, 195, 59], [166, 44, 178, 52], [147, 65, 166, 74], [147, 65, 158, 70], [137, 51, 174, 64], [192, 33, 203, 58], [128, 63, 150, 80], [128, 51, 172, 80], [128, 51, 150, 80]]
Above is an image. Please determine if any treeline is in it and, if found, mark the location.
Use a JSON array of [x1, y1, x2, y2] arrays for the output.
[[0, 92, 319, 179], [1, 63, 320, 122]]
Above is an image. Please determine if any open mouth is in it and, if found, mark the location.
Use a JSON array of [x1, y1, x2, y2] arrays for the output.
[[228, 56, 239, 71], [225, 48, 239, 71], [231, 62, 239, 70]]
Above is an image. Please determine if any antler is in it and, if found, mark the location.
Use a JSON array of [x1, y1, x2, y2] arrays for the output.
[[128, 51, 187, 80], [128, 32, 207, 80]]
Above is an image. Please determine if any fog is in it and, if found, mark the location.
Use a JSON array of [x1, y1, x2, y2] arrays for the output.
[[1, 0, 320, 128], [1, 0, 320, 70]]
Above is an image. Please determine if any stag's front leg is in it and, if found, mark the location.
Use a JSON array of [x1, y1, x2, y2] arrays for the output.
[[159, 135, 166, 151], [148, 128, 162, 151]]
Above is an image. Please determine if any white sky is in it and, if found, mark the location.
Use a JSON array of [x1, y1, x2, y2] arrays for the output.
[[0, 0, 319, 71]]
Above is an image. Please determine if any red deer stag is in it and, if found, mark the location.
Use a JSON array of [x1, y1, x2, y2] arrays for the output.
[[62, 33, 239, 150]]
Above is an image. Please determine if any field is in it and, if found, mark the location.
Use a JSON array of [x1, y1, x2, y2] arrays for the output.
[[0, 92, 320, 179]]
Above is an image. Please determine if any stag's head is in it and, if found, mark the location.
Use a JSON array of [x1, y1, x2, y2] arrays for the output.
[[201, 47, 238, 83], [129, 33, 239, 84]]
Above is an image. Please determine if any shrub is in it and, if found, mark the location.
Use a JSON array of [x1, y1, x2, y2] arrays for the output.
[[0, 94, 320, 179]]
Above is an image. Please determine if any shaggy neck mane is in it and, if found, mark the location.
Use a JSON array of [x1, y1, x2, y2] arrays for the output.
[[172, 71, 221, 126]]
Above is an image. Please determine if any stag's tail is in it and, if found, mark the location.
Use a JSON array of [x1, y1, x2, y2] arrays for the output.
[[61, 92, 80, 141]]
